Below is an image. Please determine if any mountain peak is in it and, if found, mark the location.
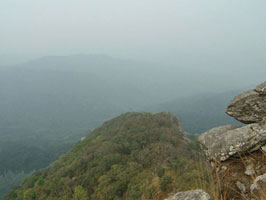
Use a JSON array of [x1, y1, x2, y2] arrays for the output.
[[4, 112, 204, 200]]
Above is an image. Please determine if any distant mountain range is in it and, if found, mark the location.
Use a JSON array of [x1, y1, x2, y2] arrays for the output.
[[0, 54, 251, 198], [0, 55, 32, 66], [142, 91, 243, 133]]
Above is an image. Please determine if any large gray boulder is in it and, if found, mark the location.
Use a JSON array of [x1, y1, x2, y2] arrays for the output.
[[198, 123, 266, 161], [165, 189, 210, 200], [226, 82, 266, 124]]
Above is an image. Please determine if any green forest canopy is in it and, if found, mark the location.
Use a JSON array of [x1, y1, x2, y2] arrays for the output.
[[4, 112, 210, 200]]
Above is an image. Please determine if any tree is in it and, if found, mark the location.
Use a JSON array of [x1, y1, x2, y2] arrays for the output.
[[127, 184, 141, 200], [73, 185, 88, 200], [160, 176, 173, 192], [23, 189, 35, 200]]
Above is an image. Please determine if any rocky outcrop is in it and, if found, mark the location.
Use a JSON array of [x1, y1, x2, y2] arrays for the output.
[[226, 82, 266, 124], [199, 81, 266, 200], [199, 123, 266, 161], [255, 81, 266, 95], [165, 189, 210, 200]]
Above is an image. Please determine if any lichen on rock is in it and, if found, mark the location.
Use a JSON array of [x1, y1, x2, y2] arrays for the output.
[[255, 81, 266, 95], [250, 173, 266, 193], [226, 82, 266, 124], [198, 123, 266, 161], [165, 189, 211, 200]]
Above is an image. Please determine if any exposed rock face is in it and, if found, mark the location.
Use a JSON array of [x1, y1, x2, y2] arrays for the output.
[[262, 144, 266, 153], [250, 173, 266, 194], [226, 82, 266, 124], [165, 189, 210, 200], [198, 123, 266, 161], [255, 81, 266, 95], [199, 81, 266, 200]]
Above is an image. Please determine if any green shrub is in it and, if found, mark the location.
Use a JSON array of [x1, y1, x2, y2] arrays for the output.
[[73, 185, 88, 200], [127, 184, 141, 200], [157, 167, 165, 177], [160, 176, 173, 191]]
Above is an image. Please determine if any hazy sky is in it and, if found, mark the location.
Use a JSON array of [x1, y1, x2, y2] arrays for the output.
[[1, 0, 266, 64]]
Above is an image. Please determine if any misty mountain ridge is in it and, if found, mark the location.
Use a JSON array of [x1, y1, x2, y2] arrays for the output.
[[2, 1, 266, 199], [0, 54, 260, 198], [0, 54, 33, 66], [0, 54, 249, 134], [142, 90, 243, 133], [16, 54, 137, 71], [2, 54, 262, 98]]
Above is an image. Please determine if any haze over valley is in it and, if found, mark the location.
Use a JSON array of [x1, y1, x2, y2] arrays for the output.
[[1, 0, 266, 199]]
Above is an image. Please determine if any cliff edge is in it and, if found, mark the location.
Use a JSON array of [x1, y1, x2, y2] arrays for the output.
[[198, 81, 266, 200]]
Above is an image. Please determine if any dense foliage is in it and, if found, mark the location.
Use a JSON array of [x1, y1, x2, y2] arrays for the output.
[[4, 113, 208, 200]]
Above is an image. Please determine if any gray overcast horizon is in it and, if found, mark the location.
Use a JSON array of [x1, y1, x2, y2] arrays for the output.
[[1, 0, 266, 70]]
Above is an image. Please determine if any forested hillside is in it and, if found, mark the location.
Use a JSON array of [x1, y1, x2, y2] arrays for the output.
[[3, 113, 209, 200]]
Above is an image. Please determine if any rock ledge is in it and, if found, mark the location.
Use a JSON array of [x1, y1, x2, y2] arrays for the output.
[[165, 189, 210, 200]]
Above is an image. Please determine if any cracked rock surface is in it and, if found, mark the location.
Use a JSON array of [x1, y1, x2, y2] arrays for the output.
[[198, 123, 266, 161], [165, 190, 210, 200], [226, 82, 266, 124]]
